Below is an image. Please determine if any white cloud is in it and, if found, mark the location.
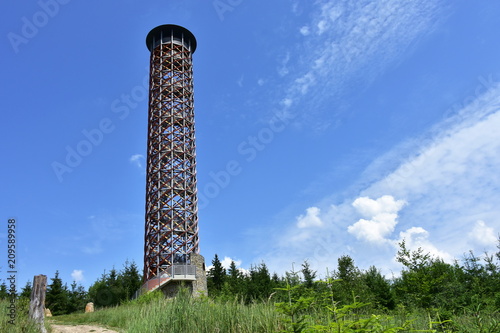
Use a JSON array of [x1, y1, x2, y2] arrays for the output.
[[299, 26, 310, 36], [71, 269, 84, 282], [297, 207, 323, 229], [352, 195, 406, 218], [280, 0, 443, 118], [220, 256, 241, 269], [207, 256, 248, 275], [253, 0, 500, 276], [257, 84, 500, 277], [468, 220, 497, 247], [348, 195, 406, 244], [398, 227, 452, 262], [237, 75, 244, 87], [130, 154, 145, 168], [363, 85, 500, 257], [280, 98, 293, 108], [278, 52, 290, 77]]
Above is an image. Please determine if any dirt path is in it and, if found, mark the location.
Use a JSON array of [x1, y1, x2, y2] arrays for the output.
[[50, 323, 121, 333]]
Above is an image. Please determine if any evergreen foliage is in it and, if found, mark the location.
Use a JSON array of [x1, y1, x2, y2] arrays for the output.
[[0, 282, 9, 300], [67, 281, 88, 314], [88, 260, 143, 308], [19, 280, 32, 299], [207, 254, 226, 296], [46, 271, 69, 316]]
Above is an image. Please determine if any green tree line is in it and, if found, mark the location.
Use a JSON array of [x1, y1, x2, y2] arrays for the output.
[[0, 260, 142, 315], [207, 239, 500, 314]]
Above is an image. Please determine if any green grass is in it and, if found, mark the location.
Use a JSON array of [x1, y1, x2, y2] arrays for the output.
[[0, 298, 50, 333], [7, 291, 499, 332], [53, 291, 283, 333], [52, 295, 500, 333]]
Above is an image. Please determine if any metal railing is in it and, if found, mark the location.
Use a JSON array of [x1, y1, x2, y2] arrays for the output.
[[168, 264, 196, 279], [132, 264, 197, 299]]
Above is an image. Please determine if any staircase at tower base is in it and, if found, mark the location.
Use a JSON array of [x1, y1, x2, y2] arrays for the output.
[[134, 253, 207, 299]]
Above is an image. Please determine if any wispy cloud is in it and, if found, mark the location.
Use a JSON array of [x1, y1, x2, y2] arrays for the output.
[[130, 154, 145, 169], [81, 214, 130, 255], [281, 0, 444, 120]]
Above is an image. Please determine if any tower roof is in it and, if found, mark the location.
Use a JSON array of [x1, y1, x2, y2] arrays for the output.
[[146, 24, 197, 53]]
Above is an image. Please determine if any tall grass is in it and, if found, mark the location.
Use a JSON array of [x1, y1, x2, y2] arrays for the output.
[[55, 290, 283, 333], [51, 290, 500, 332], [0, 298, 49, 333]]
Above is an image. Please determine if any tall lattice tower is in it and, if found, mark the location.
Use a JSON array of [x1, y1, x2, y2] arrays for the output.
[[143, 25, 205, 293]]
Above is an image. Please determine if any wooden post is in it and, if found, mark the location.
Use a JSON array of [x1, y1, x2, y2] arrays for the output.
[[29, 274, 47, 333]]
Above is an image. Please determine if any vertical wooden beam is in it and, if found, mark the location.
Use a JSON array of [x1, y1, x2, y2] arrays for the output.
[[29, 274, 47, 333]]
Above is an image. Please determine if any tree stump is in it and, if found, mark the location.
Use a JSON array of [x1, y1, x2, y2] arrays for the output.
[[29, 275, 47, 333]]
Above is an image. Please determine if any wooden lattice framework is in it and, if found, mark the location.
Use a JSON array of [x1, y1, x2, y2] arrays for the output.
[[143, 25, 198, 282]]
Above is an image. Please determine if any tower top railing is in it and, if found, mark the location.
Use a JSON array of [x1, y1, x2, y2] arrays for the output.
[[146, 24, 197, 53]]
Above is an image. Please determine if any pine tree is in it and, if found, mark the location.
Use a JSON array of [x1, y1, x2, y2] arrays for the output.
[[46, 271, 69, 315], [0, 282, 10, 300], [301, 260, 317, 289], [207, 254, 226, 296], [88, 272, 111, 308], [334, 255, 366, 305], [67, 281, 88, 314], [363, 266, 395, 310], [247, 262, 272, 300], [120, 260, 142, 300], [19, 280, 32, 299], [226, 260, 243, 295]]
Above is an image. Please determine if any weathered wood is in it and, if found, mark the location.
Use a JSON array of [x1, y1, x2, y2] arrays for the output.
[[29, 274, 47, 333]]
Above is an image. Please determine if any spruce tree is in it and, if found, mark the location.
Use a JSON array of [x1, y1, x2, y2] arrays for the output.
[[0, 282, 10, 300], [207, 254, 226, 295], [46, 271, 69, 315], [121, 260, 142, 300], [301, 260, 317, 289], [226, 260, 242, 295], [19, 280, 32, 299], [67, 281, 88, 313], [363, 266, 395, 310]]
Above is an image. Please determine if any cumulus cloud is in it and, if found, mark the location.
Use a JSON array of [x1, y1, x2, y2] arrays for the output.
[[352, 195, 406, 218], [130, 154, 145, 168], [71, 269, 84, 282], [297, 207, 323, 229], [220, 256, 241, 269], [207, 256, 248, 275], [348, 195, 406, 244], [468, 220, 497, 247]]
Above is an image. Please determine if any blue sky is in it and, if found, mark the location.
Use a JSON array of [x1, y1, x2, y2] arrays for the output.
[[2, 0, 500, 289]]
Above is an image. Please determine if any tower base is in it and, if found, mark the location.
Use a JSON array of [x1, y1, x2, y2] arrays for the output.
[[159, 253, 207, 298]]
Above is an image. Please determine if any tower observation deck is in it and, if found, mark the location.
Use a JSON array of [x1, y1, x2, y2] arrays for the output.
[[143, 24, 200, 283]]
